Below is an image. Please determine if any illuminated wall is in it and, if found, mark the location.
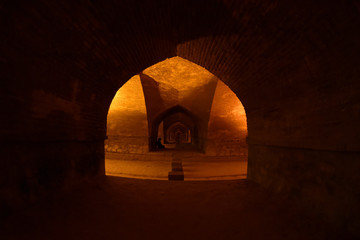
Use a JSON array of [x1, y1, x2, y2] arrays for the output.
[[106, 76, 148, 154], [207, 80, 247, 156], [141, 57, 218, 151], [106, 57, 247, 154]]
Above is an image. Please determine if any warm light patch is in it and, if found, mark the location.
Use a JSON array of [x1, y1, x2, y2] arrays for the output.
[[143, 56, 217, 101], [208, 80, 247, 136], [108, 75, 147, 114], [106, 75, 148, 137], [106, 57, 247, 179], [207, 80, 247, 156]]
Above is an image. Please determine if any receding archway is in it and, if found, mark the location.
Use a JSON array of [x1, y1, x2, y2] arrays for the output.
[[149, 105, 200, 151], [166, 122, 191, 144], [105, 57, 248, 180]]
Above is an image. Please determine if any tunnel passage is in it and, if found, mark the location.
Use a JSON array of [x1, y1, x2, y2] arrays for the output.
[[105, 57, 248, 180], [166, 122, 191, 145], [1, 1, 359, 236], [150, 105, 199, 151]]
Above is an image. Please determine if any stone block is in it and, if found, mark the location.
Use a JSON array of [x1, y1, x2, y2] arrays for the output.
[[168, 171, 184, 181]]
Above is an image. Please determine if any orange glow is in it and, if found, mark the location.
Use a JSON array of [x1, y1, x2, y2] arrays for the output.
[[108, 75, 147, 115], [106, 57, 247, 179], [143, 56, 217, 101], [207, 80, 247, 156], [107, 75, 148, 137], [105, 76, 149, 155], [209, 80, 247, 136]]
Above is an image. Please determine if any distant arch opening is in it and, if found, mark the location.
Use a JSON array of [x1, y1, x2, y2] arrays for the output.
[[166, 122, 191, 144], [149, 105, 200, 151]]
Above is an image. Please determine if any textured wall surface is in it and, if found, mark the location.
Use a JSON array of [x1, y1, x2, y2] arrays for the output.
[[207, 80, 247, 156], [106, 76, 148, 154], [1, 0, 359, 231]]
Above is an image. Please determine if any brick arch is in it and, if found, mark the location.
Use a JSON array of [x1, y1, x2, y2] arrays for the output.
[[149, 105, 200, 151], [1, 1, 360, 227], [95, 1, 360, 228]]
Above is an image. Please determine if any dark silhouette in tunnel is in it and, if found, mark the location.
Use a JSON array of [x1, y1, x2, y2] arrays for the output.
[[156, 137, 165, 149]]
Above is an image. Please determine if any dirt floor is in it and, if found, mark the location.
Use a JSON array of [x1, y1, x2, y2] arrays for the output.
[[0, 176, 341, 240], [105, 151, 247, 180]]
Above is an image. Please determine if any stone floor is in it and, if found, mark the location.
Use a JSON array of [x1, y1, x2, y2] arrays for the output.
[[105, 150, 247, 180], [0, 176, 341, 240]]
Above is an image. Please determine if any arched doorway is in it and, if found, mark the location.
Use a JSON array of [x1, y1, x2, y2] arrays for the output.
[[149, 105, 200, 151], [166, 122, 191, 145], [105, 57, 248, 180]]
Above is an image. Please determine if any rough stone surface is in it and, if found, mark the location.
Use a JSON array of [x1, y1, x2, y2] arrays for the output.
[[0, 177, 356, 239], [207, 80, 248, 156], [248, 144, 360, 231], [106, 76, 149, 154]]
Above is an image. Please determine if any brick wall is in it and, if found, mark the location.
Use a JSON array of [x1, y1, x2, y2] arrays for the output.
[[1, 0, 359, 230]]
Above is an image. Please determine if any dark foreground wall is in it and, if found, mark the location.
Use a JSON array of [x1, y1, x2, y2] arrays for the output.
[[1, 0, 359, 234], [248, 145, 360, 232]]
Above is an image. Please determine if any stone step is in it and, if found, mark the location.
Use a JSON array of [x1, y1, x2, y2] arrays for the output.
[[168, 171, 184, 181], [172, 161, 183, 172]]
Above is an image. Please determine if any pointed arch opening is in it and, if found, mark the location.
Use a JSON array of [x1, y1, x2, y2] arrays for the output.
[[149, 105, 200, 151], [105, 57, 248, 180]]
